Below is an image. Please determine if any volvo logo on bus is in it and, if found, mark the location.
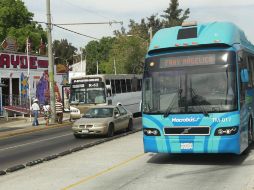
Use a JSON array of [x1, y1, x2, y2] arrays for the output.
[[172, 117, 200, 123], [182, 128, 192, 134]]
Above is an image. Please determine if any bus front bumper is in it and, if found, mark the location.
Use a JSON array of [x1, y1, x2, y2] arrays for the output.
[[143, 135, 241, 154]]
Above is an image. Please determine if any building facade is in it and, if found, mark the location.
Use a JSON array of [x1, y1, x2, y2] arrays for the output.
[[0, 51, 65, 114]]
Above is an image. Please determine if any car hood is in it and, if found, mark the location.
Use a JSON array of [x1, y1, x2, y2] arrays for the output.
[[74, 117, 112, 125]]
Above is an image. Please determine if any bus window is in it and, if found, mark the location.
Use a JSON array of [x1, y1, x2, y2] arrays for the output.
[[239, 55, 248, 106], [126, 79, 131, 92], [106, 80, 110, 85], [121, 79, 126, 93], [111, 80, 116, 94], [137, 79, 142, 91], [132, 78, 138, 92], [248, 57, 254, 86], [115, 80, 121, 93]]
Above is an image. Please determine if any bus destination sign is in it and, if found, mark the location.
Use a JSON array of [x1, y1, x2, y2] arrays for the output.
[[72, 78, 101, 83], [160, 54, 216, 68], [71, 82, 104, 89]]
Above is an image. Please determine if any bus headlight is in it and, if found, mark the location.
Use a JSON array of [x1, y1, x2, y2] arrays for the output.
[[143, 128, 161, 136], [214, 127, 238, 136]]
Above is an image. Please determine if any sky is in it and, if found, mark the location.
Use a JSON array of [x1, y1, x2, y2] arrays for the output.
[[22, 0, 254, 50]]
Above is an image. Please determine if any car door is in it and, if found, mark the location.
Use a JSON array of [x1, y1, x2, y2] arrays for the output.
[[113, 108, 122, 131], [117, 106, 129, 130]]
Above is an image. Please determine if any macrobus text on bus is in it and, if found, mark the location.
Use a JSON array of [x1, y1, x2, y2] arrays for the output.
[[142, 21, 254, 154], [69, 74, 142, 120]]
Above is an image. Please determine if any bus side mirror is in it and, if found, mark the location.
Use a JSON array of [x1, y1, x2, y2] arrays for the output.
[[241, 69, 249, 83]]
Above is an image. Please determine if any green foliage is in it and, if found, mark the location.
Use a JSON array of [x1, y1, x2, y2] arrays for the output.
[[53, 39, 77, 65], [161, 0, 190, 27], [85, 37, 115, 75], [0, 0, 46, 53], [84, 0, 190, 75], [107, 0, 190, 74], [7, 23, 47, 53]]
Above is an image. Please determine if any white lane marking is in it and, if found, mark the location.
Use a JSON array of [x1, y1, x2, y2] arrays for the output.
[[0, 133, 73, 152]]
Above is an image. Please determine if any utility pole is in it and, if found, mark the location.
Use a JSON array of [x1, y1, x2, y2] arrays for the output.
[[96, 60, 99, 75], [148, 27, 153, 43], [113, 57, 116, 75], [46, 0, 56, 124], [26, 38, 32, 122]]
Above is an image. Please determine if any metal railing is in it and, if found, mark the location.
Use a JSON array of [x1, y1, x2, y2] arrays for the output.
[[1, 94, 30, 115]]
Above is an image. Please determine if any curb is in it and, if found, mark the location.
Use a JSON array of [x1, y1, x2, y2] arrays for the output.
[[0, 122, 72, 139], [1, 128, 142, 176], [6, 165, 25, 173], [0, 170, 6, 176]]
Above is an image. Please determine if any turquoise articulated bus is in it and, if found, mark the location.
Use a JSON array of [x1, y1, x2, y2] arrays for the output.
[[142, 21, 254, 154]]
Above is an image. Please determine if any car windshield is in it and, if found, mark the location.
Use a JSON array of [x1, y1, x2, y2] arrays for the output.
[[83, 108, 113, 118], [143, 51, 237, 114]]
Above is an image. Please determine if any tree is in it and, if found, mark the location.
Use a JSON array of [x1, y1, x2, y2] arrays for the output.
[[53, 39, 77, 65], [7, 23, 47, 53], [0, 0, 47, 53], [111, 0, 190, 74], [161, 0, 190, 27], [84, 37, 115, 75]]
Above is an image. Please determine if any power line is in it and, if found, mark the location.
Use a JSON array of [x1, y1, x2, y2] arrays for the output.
[[36, 20, 122, 40], [53, 24, 99, 40], [54, 21, 123, 26]]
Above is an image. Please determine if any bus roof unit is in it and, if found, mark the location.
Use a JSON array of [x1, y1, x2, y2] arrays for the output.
[[149, 21, 254, 53]]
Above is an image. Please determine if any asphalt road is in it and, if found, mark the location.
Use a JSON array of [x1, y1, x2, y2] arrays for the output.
[[0, 118, 142, 171], [1, 131, 254, 190]]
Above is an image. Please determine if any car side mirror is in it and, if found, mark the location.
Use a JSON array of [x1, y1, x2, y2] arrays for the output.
[[115, 113, 120, 118]]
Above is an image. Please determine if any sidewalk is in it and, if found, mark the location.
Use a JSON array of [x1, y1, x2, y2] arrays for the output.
[[0, 113, 72, 139]]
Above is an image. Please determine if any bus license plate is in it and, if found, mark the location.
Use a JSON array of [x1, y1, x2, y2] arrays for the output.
[[82, 129, 89, 133], [180, 143, 193, 150]]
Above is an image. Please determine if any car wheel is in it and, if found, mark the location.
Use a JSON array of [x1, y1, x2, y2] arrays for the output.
[[74, 134, 81, 139], [107, 123, 114, 137], [127, 119, 133, 131]]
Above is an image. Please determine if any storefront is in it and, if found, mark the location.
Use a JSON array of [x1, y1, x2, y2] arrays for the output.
[[0, 52, 65, 114]]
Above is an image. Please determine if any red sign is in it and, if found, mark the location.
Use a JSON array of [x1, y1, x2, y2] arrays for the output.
[[0, 53, 48, 70]]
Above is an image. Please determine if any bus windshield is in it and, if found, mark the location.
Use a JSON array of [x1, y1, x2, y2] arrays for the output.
[[143, 51, 237, 114], [70, 87, 106, 104]]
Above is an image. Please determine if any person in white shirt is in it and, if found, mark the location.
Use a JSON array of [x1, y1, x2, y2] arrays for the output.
[[43, 101, 50, 126], [31, 98, 40, 126]]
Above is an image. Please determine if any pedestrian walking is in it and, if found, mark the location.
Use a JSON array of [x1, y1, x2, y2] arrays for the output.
[[31, 98, 40, 126], [55, 98, 63, 124], [43, 101, 50, 126]]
